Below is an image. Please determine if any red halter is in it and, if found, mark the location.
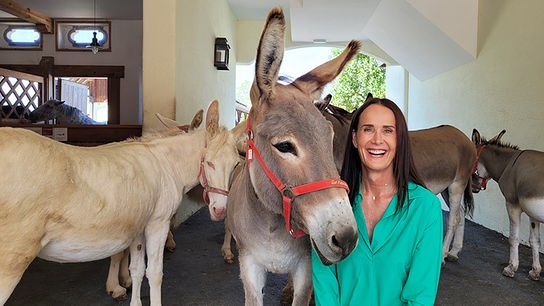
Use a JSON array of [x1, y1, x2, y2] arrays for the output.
[[198, 146, 229, 205], [245, 116, 350, 238], [471, 145, 489, 191]]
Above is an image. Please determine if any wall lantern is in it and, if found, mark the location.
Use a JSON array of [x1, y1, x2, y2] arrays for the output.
[[214, 37, 230, 70]]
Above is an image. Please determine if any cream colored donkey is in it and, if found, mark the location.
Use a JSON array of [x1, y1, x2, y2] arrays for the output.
[[0, 100, 240, 306], [104, 109, 205, 300]]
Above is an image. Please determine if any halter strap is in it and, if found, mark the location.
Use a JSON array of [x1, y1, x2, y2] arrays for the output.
[[471, 145, 489, 190], [198, 144, 229, 204], [246, 116, 349, 238]]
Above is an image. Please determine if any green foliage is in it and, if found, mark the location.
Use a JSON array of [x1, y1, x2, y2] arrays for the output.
[[236, 79, 252, 106], [328, 49, 386, 112]]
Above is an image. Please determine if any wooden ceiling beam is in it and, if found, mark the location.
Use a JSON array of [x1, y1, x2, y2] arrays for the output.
[[0, 0, 53, 33]]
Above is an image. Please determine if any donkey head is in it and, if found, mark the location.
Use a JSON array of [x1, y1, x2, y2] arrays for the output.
[[246, 7, 359, 264], [471, 129, 507, 192], [201, 100, 240, 221], [29, 99, 65, 123]]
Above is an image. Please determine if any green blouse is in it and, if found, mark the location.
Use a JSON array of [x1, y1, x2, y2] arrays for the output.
[[312, 182, 443, 306]]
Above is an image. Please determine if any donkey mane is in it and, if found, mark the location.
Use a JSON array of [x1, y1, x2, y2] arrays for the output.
[[315, 101, 353, 124], [481, 137, 520, 150]]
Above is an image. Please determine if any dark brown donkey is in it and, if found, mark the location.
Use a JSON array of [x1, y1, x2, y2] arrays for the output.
[[472, 129, 544, 281], [226, 7, 359, 306], [317, 94, 477, 263]]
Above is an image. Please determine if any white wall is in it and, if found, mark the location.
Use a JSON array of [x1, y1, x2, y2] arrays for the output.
[[142, 0, 238, 225], [0, 20, 142, 125], [407, 0, 544, 248], [176, 0, 237, 128]]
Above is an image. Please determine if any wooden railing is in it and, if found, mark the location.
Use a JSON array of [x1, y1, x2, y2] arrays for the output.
[[0, 67, 43, 123]]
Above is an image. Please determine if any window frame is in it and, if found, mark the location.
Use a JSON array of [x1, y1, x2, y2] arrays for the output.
[[0, 20, 42, 51], [55, 20, 111, 53]]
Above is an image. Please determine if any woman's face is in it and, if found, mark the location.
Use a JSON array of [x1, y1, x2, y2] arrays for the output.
[[352, 104, 397, 174]]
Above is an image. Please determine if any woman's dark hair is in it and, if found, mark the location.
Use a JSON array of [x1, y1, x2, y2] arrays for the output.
[[340, 93, 425, 211]]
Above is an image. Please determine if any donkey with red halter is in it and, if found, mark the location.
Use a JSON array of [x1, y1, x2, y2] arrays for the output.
[[226, 7, 358, 306], [317, 93, 476, 263], [472, 129, 544, 281]]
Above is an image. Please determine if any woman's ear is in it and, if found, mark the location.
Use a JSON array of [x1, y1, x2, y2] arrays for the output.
[[352, 130, 358, 149]]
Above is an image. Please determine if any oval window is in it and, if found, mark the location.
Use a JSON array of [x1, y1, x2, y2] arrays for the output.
[[67, 26, 108, 47], [4, 27, 40, 47]]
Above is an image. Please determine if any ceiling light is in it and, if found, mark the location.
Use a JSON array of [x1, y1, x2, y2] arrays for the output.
[[86, 0, 101, 54]]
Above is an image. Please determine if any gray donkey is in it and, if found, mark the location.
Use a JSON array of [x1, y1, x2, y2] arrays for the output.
[[29, 99, 105, 124]]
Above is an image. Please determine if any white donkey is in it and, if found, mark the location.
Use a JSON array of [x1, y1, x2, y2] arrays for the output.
[[104, 109, 205, 300], [0, 100, 240, 306]]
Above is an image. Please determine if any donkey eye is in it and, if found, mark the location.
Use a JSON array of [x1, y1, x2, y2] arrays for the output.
[[273, 141, 297, 155]]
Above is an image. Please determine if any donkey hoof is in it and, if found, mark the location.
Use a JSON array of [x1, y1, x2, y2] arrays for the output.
[[223, 253, 234, 264], [445, 254, 459, 262], [110, 286, 128, 301], [529, 270, 541, 281], [502, 267, 515, 278]]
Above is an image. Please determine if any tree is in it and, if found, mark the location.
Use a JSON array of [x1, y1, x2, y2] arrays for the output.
[[236, 79, 252, 107], [328, 49, 386, 112]]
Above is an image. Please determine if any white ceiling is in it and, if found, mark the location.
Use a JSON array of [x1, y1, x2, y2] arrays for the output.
[[0, 0, 142, 20], [0, 0, 373, 42], [0, 0, 479, 80]]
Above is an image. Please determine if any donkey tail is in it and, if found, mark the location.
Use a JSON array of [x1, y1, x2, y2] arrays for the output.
[[463, 178, 475, 218]]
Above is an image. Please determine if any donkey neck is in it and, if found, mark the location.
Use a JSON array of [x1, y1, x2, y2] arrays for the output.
[[146, 129, 207, 194], [485, 145, 521, 182]]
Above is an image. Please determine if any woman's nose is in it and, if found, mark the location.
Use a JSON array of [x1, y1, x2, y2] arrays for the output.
[[372, 131, 383, 143]]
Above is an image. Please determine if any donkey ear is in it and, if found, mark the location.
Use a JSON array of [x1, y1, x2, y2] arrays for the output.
[[323, 94, 332, 106], [156, 113, 181, 129], [490, 129, 506, 143], [366, 92, 374, 101], [56, 100, 65, 105], [191, 109, 204, 130], [292, 40, 361, 100], [206, 100, 220, 137], [471, 129, 481, 144], [230, 120, 248, 155], [251, 7, 286, 107]]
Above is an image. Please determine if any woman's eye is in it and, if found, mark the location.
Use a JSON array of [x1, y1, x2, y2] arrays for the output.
[[273, 141, 297, 155]]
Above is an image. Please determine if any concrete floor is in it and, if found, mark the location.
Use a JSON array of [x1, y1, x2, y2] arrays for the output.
[[6, 209, 544, 306]]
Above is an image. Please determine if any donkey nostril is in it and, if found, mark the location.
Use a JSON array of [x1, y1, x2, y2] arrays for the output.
[[330, 228, 358, 257], [331, 235, 339, 248]]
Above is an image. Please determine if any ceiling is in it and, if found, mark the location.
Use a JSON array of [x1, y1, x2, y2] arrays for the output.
[[0, 0, 479, 80], [0, 0, 371, 42], [0, 0, 142, 20]]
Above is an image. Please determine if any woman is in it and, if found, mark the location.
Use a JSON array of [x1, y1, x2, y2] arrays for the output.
[[312, 95, 443, 305]]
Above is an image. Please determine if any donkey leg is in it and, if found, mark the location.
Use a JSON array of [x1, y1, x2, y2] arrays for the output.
[[290, 258, 313, 306], [145, 222, 170, 306], [221, 225, 235, 264], [164, 230, 176, 252], [119, 248, 132, 288], [280, 275, 294, 306], [442, 192, 460, 263], [129, 235, 146, 306], [239, 254, 266, 306], [528, 219, 541, 281], [0, 252, 37, 305], [106, 250, 128, 300], [446, 183, 466, 261], [503, 203, 522, 278]]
